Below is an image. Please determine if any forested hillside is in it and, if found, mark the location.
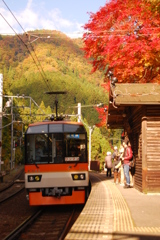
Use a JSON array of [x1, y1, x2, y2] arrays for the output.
[[0, 30, 121, 169], [0, 30, 107, 125]]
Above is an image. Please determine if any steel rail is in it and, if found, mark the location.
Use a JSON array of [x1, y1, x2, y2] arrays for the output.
[[59, 208, 75, 240], [3, 209, 43, 240]]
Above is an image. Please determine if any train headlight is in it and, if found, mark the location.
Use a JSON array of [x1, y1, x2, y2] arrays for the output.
[[28, 175, 42, 182], [28, 176, 34, 182], [72, 173, 85, 180], [80, 174, 85, 180]]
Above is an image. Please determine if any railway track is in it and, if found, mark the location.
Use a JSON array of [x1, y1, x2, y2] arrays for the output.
[[0, 168, 24, 193], [4, 205, 83, 240], [0, 168, 25, 204], [3, 208, 43, 240], [0, 167, 84, 240], [0, 181, 25, 204], [0, 167, 38, 239]]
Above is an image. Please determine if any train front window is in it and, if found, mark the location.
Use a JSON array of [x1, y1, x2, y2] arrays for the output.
[[64, 133, 87, 162], [26, 132, 87, 164], [26, 134, 49, 164]]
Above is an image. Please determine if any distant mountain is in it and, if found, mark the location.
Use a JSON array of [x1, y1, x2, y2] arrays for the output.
[[0, 30, 108, 125]]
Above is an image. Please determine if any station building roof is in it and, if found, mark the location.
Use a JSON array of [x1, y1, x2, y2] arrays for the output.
[[107, 83, 160, 129]]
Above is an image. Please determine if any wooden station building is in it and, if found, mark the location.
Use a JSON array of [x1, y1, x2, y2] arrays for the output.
[[107, 83, 160, 193]]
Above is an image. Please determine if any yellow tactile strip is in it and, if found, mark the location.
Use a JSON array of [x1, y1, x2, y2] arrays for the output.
[[65, 173, 114, 239], [98, 173, 160, 234], [106, 180, 134, 232], [65, 172, 160, 240]]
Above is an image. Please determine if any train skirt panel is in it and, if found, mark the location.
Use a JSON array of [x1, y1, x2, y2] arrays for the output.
[[28, 189, 86, 205]]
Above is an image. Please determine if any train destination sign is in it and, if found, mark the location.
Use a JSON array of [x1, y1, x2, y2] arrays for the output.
[[65, 157, 79, 162], [67, 134, 79, 139]]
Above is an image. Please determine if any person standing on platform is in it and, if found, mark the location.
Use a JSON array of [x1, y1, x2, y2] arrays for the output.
[[118, 144, 125, 185], [105, 152, 112, 177], [122, 140, 133, 188], [112, 146, 118, 160], [112, 156, 121, 184]]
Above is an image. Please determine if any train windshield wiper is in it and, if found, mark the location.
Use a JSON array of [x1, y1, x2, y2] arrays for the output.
[[35, 163, 39, 168], [32, 160, 39, 168]]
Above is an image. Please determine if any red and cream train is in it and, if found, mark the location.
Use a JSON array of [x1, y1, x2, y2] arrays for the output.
[[24, 120, 90, 206]]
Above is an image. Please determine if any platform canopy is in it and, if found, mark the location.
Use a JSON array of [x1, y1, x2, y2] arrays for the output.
[[107, 83, 160, 129]]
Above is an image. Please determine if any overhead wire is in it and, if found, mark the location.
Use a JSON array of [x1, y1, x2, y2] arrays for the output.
[[1, 0, 160, 40], [1, 0, 52, 91], [24, 27, 160, 36], [1, 27, 160, 38], [68, 103, 108, 109]]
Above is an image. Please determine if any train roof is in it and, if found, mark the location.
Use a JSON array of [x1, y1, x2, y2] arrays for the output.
[[28, 120, 84, 127], [26, 120, 86, 134]]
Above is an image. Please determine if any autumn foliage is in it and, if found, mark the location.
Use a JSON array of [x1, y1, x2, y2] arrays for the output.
[[94, 105, 108, 127], [83, 0, 160, 83]]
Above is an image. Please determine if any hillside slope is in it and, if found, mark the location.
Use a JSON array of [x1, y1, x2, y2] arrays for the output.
[[0, 30, 108, 125]]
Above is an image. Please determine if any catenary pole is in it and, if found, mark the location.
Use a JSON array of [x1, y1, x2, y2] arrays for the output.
[[78, 103, 92, 171], [78, 103, 81, 122]]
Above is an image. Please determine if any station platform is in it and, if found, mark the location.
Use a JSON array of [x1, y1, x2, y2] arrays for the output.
[[65, 171, 160, 240]]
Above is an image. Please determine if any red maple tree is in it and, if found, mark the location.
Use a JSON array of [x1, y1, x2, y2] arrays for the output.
[[83, 0, 160, 83], [94, 106, 108, 127]]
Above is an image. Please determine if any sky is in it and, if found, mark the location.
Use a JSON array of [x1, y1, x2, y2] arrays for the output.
[[0, 0, 107, 38]]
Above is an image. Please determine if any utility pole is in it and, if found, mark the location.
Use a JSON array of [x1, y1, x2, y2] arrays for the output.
[[78, 103, 81, 122], [0, 74, 3, 171], [89, 127, 92, 171], [77, 102, 95, 170], [4, 95, 45, 170], [78, 103, 91, 171]]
